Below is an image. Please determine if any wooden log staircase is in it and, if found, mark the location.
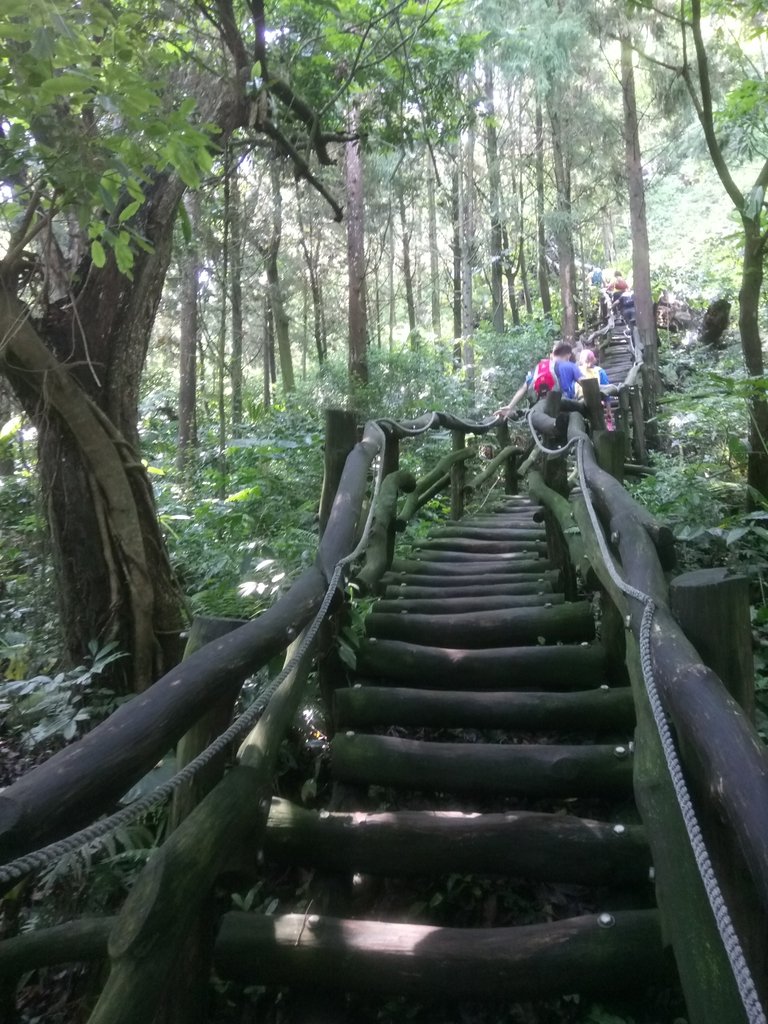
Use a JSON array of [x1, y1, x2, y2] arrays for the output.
[[218, 494, 675, 1017], [2, 363, 768, 1024]]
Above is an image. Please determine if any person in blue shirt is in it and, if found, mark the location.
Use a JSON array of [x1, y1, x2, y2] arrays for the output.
[[552, 342, 582, 398]]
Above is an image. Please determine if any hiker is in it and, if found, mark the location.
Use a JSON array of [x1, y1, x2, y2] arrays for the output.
[[608, 270, 628, 310], [494, 342, 581, 419], [576, 348, 609, 390], [576, 349, 615, 429]]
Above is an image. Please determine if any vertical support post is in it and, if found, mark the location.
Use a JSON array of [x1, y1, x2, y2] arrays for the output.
[[382, 431, 400, 566], [450, 429, 466, 520], [617, 388, 631, 456], [319, 408, 358, 536], [579, 377, 605, 431], [628, 385, 648, 464], [594, 431, 626, 482], [669, 569, 755, 720], [170, 616, 247, 829], [495, 420, 517, 494]]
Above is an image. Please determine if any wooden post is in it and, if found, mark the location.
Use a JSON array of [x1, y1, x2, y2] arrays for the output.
[[382, 433, 400, 566], [628, 386, 648, 464], [669, 569, 755, 720], [617, 389, 631, 457], [495, 421, 517, 494], [319, 408, 358, 535], [594, 431, 626, 482], [450, 429, 466, 520], [579, 377, 605, 431], [170, 616, 248, 829]]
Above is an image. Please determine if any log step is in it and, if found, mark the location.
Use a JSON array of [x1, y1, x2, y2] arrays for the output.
[[330, 733, 634, 798], [264, 798, 649, 884], [415, 538, 549, 555], [431, 527, 546, 541], [334, 684, 635, 732], [383, 580, 556, 600], [407, 547, 549, 563], [390, 557, 552, 576], [382, 570, 561, 589], [215, 910, 667, 1000], [365, 602, 595, 648], [357, 638, 606, 689], [374, 593, 564, 614]]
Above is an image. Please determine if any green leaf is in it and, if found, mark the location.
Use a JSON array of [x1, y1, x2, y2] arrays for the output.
[[178, 200, 192, 243], [118, 200, 142, 223], [90, 239, 106, 267]]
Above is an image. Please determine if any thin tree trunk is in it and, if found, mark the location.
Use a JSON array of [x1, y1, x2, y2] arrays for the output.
[[262, 299, 272, 409], [345, 106, 368, 385], [621, 34, 657, 409], [548, 101, 577, 343], [266, 156, 295, 392], [398, 187, 417, 340], [426, 154, 442, 338], [451, 154, 462, 368], [501, 225, 520, 327], [484, 62, 504, 333], [296, 187, 326, 366], [178, 193, 200, 471], [460, 126, 475, 388], [217, 157, 230, 497], [230, 167, 244, 435], [535, 98, 551, 315]]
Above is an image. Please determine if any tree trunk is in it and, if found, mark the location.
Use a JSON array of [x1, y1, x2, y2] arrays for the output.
[[535, 98, 551, 314], [621, 34, 658, 410], [398, 187, 417, 339], [484, 62, 504, 334], [501, 226, 519, 327], [460, 125, 475, 388], [741, 215, 768, 501], [345, 107, 368, 386], [296, 188, 326, 366], [178, 194, 200, 471], [230, 168, 244, 435], [450, 152, 462, 367], [548, 101, 577, 343], [266, 156, 295, 392], [426, 153, 442, 338], [0, 169, 187, 694]]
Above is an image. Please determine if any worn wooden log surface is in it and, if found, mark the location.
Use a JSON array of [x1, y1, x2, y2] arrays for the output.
[[334, 684, 635, 733], [330, 733, 634, 798], [383, 580, 556, 600], [365, 602, 595, 648], [464, 443, 524, 494], [627, 632, 745, 1024], [215, 910, 667, 998], [526, 469, 591, 585], [567, 413, 675, 569], [374, 593, 564, 615], [416, 537, 548, 554], [406, 547, 549, 563], [356, 637, 605, 689], [669, 568, 754, 718], [355, 469, 417, 593], [382, 570, 561, 589], [264, 798, 648, 884], [430, 526, 546, 540], [389, 557, 553, 576]]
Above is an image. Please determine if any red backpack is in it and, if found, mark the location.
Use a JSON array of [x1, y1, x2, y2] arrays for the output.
[[532, 358, 556, 396]]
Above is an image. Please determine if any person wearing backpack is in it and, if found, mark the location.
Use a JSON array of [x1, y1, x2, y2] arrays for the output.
[[494, 343, 581, 419]]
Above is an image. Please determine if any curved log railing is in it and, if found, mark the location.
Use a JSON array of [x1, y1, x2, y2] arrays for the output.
[[1, 355, 767, 1024]]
